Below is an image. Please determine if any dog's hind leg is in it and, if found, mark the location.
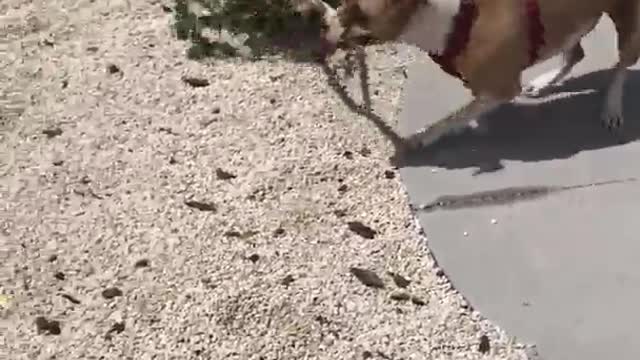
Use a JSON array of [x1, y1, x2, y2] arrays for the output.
[[603, 3, 640, 130]]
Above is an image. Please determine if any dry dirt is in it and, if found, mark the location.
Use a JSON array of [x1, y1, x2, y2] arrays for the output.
[[2, 1, 533, 359]]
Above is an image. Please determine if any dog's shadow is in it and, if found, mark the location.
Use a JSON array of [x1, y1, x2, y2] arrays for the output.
[[401, 69, 640, 174]]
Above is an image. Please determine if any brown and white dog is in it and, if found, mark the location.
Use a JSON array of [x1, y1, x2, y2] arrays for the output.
[[299, 0, 640, 149]]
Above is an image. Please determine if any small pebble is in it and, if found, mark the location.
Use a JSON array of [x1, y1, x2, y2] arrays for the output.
[[389, 291, 411, 301], [60, 293, 81, 305], [106, 63, 121, 74], [184, 200, 217, 212], [383, 170, 396, 179], [350, 267, 385, 289], [181, 76, 209, 87], [347, 221, 377, 239], [247, 254, 260, 263], [491, 219, 498, 224], [478, 334, 491, 354], [388, 272, 411, 288], [215, 168, 236, 180], [101, 287, 123, 299], [281, 274, 295, 286], [463, 231, 469, 237], [35, 316, 61, 335], [42, 127, 63, 138], [134, 259, 150, 268], [410, 295, 427, 306]]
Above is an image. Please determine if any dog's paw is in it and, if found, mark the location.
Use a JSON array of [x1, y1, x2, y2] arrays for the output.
[[523, 69, 563, 97], [522, 84, 544, 97], [602, 108, 624, 130]]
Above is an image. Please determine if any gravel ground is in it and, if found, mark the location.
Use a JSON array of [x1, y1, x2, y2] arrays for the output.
[[2, 1, 533, 359]]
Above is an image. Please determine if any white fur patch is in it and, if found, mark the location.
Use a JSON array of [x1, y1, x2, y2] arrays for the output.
[[398, 0, 461, 54]]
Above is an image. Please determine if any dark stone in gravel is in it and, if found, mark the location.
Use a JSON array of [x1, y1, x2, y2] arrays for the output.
[[224, 230, 258, 239], [390, 291, 411, 301], [42, 127, 62, 138], [101, 287, 123, 299], [247, 254, 260, 263], [60, 293, 81, 305], [105, 321, 125, 340], [410, 296, 427, 306], [388, 272, 411, 288], [134, 259, 150, 268], [35, 316, 61, 335], [106, 63, 121, 74], [334, 209, 347, 218], [184, 200, 217, 212], [347, 221, 377, 239], [181, 76, 209, 87], [384, 170, 396, 179], [281, 274, 295, 286], [478, 334, 491, 354], [359, 147, 372, 157], [216, 168, 236, 180], [53, 271, 65, 281], [350, 267, 384, 289]]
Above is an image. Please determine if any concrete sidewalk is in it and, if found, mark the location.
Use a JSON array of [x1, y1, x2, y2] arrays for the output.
[[399, 17, 640, 360]]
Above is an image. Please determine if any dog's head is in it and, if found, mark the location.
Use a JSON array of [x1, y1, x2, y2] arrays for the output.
[[322, 0, 419, 54]]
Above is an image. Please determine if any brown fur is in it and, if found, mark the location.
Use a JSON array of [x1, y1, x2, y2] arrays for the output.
[[335, 0, 639, 98]]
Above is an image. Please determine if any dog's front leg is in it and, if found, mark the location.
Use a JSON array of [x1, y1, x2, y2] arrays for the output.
[[602, 62, 628, 129], [405, 96, 503, 149]]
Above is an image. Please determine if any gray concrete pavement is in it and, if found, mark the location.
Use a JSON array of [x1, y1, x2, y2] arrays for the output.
[[398, 17, 640, 360]]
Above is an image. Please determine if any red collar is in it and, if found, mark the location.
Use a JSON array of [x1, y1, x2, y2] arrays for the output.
[[427, 0, 545, 83]]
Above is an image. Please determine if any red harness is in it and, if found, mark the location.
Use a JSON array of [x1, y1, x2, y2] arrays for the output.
[[428, 0, 545, 84]]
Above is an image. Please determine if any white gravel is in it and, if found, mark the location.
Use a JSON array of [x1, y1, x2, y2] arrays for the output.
[[1, 1, 532, 359]]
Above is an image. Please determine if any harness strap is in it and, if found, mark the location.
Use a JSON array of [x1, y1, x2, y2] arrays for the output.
[[428, 0, 477, 83], [428, 0, 546, 83], [526, 0, 545, 65]]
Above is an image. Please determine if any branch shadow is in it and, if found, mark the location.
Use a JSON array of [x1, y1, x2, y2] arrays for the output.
[[320, 48, 407, 162], [171, 0, 409, 152], [399, 69, 640, 174]]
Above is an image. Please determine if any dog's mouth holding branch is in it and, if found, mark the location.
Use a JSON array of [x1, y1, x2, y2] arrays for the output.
[[293, 0, 377, 58]]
